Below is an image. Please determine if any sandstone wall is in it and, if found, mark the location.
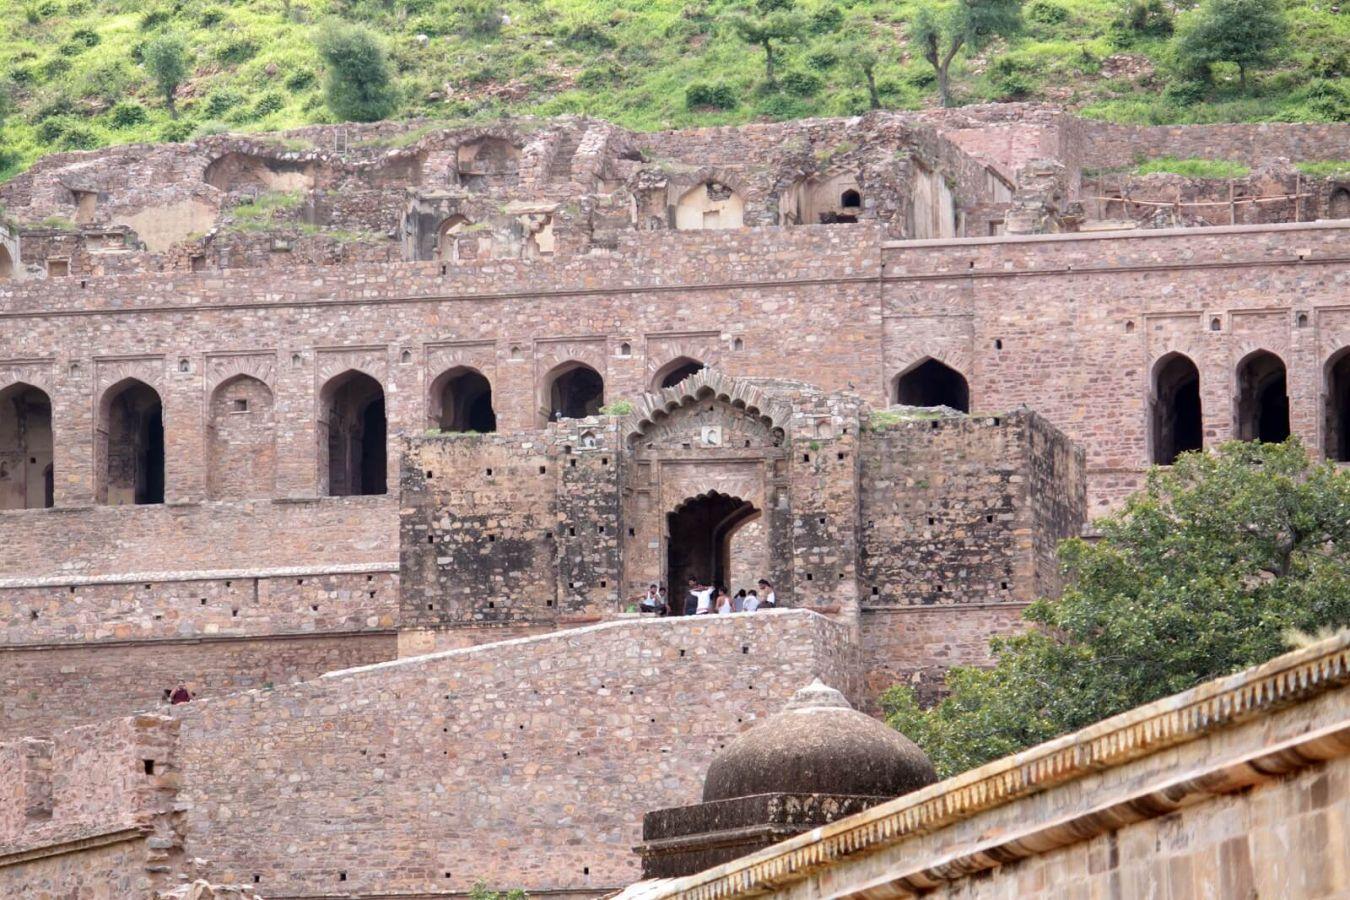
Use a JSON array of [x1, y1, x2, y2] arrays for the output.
[[169, 611, 854, 896]]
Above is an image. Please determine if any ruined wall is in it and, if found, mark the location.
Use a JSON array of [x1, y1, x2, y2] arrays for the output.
[[169, 612, 854, 896], [1, 632, 397, 741]]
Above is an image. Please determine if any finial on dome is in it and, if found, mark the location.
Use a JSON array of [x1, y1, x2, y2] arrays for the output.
[[783, 678, 852, 711]]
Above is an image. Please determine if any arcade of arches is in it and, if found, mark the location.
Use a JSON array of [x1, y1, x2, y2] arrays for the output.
[[547, 364, 604, 421], [1236, 351, 1291, 444], [1151, 354, 1203, 465], [320, 371, 387, 497], [97, 379, 164, 506]]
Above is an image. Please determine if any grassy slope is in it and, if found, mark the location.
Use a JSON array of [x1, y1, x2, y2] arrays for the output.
[[0, 0, 1346, 179]]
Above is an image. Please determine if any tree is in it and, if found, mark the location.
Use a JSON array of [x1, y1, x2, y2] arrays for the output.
[[732, 0, 809, 87], [314, 20, 398, 123], [840, 17, 885, 109], [1174, 0, 1287, 92], [142, 33, 190, 119], [883, 439, 1350, 778], [910, 0, 1023, 107]]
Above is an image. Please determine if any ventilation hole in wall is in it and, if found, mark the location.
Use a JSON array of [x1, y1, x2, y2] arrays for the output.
[[296, 578, 304, 585], [178, 358, 190, 373], [619, 342, 632, 357], [546, 599, 553, 607], [1297, 312, 1309, 328], [992, 417, 1001, 426], [601, 457, 609, 465], [401, 350, 412, 364], [200, 598, 207, 605], [539, 466, 547, 474], [144, 584, 152, 590], [733, 338, 744, 351], [70, 586, 76, 593], [568, 527, 576, 536], [1210, 317, 1221, 332], [445, 873, 452, 879], [80, 279, 88, 288], [986, 514, 994, 523], [569, 459, 577, 468], [488, 534, 496, 542], [232, 609, 239, 617], [486, 468, 493, 476], [426, 470, 434, 479], [818, 516, 826, 525], [163, 689, 172, 701], [1125, 320, 1135, 333], [366, 575, 373, 582], [628, 528, 635, 537], [253, 875, 261, 885], [583, 868, 589, 876], [502, 752, 509, 759], [600, 580, 607, 588], [598, 525, 606, 534], [994, 339, 1003, 349], [154, 613, 163, 621], [1001, 581, 1010, 590], [233, 398, 249, 412], [927, 517, 935, 525], [225, 581, 232, 588], [679, 649, 686, 657], [29, 609, 37, 620], [568, 581, 575, 589], [936, 584, 944, 593], [837, 452, 846, 461], [563, 445, 572, 454], [427, 603, 434, 610], [291, 354, 302, 368], [427, 535, 434, 544], [931, 420, 940, 430], [803, 454, 810, 463], [339, 873, 347, 882], [871, 586, 879, 595], [369, 590, 376, 599], [742, 646, 749, 654], [311, 605, 319, 612], [805, 573, 813, 581], [519, 724, 525, 730], [143, 759, 155, 775]]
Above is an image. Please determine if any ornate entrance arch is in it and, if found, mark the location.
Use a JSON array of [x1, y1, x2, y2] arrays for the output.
[[666, 491, 761, 613]]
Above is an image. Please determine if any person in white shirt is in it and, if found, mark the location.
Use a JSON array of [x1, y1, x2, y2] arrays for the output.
[[639, 584, 663, 614], [743, 589, 761, 612], [715, 587, 733, 615], [757, 579, 776, 608], [689, 577, 714, 615]]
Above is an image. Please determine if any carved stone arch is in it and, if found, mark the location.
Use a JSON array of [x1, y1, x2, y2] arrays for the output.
[[0, 362, 57, 401], [95, 376, 165, 506], [1149, 351, 1203, 465], [667, 167, 751, 202], [1233, 348, 1290, 443], [891, 356, 970, 412], [624, 369, 792, 445], [0, 379, 54, 509], [94, 356, 166, 403], [646, 333, 724, 388], [669, 168, 749, 231], [315, 347, 387, 388], [1324, 346, 1350, 461], [205, 352, 276, 397], [207, 373, 277, 500]]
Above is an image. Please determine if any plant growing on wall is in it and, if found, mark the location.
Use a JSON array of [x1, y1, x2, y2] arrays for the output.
[[883, 439, 1350, 777], [909, 0, 1024, 107]]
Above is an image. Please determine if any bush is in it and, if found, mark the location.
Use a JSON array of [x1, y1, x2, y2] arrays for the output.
[[1162, 78, 1208, 105], [1027, 1, 1070, 25], [159, 119, 194, 142], [1136, 155, 1250, 177], [314, 20, 398, 123], [253, 92, 286, 117], [451, 0, 504, 37], [807, 48, 839, 70], [809, 5, 844, 34], [204, 89, 243, 118], [1112, 0, 1174, 40], [38, 115, 98, 150], [685, 81, 738, 109], [109, 101, 148, 127], [781, 70, 822, 96], [284, 68, 316, 92], [139, 7, 170, 30], [215, 36, 259, 65]]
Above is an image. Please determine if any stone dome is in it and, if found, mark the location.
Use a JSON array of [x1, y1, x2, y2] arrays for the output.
[[702, 680, 937, 803]]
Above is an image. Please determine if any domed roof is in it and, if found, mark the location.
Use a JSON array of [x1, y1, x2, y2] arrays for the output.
[[702, 680, 937, 803]]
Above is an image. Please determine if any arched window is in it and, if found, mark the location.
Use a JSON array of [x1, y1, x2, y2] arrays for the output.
[[319, 371, 386, 496], [430, 367, 496, 433], [207, 375, 276, 500], [1326, 348, 1350, 461], [545, 363, 604, 422], [1235, 351, 1290, 443], [97, 379, 164, 505], [1151, 353, 1202, 465], [894, 359, 970, 412], [841, 189, 861, 209], [653, 357, 705, 391], [0, 383, 53, 509], [437, 215, 471, 262], [0, 245, 13, 280]]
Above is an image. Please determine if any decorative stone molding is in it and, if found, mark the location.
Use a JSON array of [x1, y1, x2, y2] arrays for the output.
[[623, 369, 793, 444], [655, 631, 1350, 899], [204, 351, 276, 396]]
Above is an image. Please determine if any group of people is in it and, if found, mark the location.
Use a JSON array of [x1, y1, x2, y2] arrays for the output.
[[637, 577, 777, 616]]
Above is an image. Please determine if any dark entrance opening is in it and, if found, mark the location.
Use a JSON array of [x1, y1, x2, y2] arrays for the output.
[[432, 368, 496, 433], [1151, 353, 1203, 464], [548, 364, 604, 420], [0, 383, 54, 509], [894, 359, 970, 412], [656, 358, 705, 390], [666, 492, 758, 615], [321, 370, 387, 496], [1327, 349, 1350, 461], [99, 379, 164, 505], [1236, 351, 1290, 443]]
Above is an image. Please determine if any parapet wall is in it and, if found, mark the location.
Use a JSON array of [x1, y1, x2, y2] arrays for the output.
[[156, 611, 849, 895]]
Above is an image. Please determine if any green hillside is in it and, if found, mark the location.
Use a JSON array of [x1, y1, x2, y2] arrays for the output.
[[0, 0, 1346, 179]]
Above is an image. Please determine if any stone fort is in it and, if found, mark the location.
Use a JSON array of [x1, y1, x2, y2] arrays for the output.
[[0, 104, 1348, 897]]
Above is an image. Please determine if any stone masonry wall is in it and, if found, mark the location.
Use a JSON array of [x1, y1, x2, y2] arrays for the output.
[[169, 611, 854, 896]]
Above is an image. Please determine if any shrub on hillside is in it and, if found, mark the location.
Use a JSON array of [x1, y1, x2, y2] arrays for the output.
[[314, 20, 398, 123], [109, 101, 148, 128], [685, 82, 738, 110], [142, 31, 190, 118]]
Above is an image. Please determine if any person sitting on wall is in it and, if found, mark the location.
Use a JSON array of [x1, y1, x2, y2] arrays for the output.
[[743, 589, 761, 612], [758, 579, 776, 608], [657, 587, 671, 617], [639, 584, 665, 615], [169, 682, 194, 705]]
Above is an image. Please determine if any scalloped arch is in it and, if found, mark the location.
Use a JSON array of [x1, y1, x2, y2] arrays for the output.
[[622, 368, 791, 443]]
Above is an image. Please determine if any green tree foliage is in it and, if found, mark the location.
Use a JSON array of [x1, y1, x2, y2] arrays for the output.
[[468, 883, 527, 900], [1173, 0, 1288, 91], [314, 20, 398, 122], [141, 32, 190, 119], [883, 439, 1350, 778], [910, 0, 1024, 107], [732, 0, 810, 86], [839, 16, 885, 109]]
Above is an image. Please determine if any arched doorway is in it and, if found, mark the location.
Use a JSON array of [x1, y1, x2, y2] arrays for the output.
[[97, 379, 164, 505], [545, 362, 604, 422], [666, 492, 758, 615], [319, 370, 386, 496], [894, 359, 970, 412], [429, 367, 496, 433], [653, 357, 705, 391], [0, 383, 53, 509], [0, 245, 13, 280], [1330, 188, 1350, 220], [207, 375, 277, 500], [1151, 353, 1202, 465], [436, 215, 471, 262], [1326, 348, 1350, 461], [1235, 351, 1290, 443]]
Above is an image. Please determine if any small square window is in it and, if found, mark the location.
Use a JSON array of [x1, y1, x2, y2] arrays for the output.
[[232, 398, 249, 412]]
